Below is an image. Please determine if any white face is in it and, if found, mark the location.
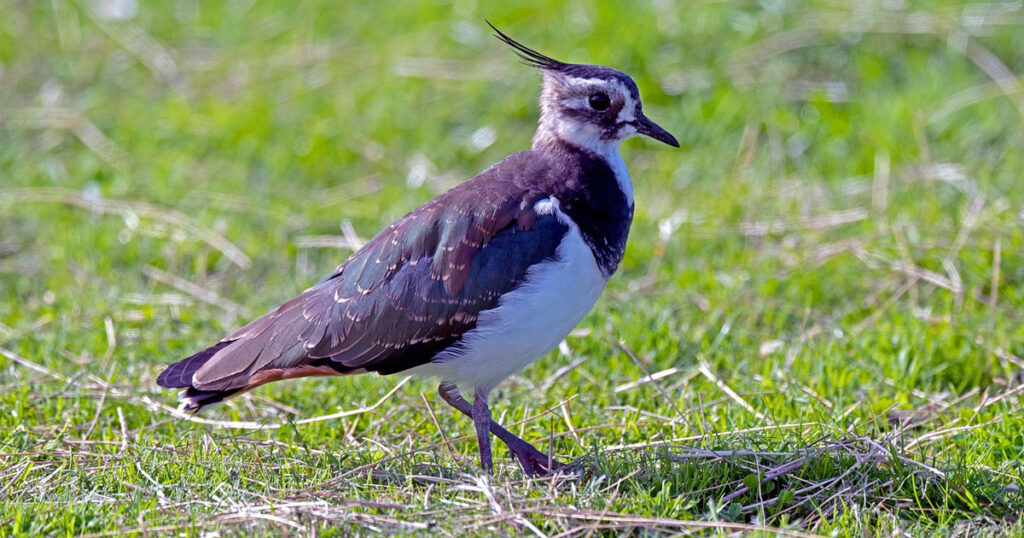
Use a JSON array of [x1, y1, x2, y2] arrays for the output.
[[489, 27, 679, 152], [539, 74, 643, 153]]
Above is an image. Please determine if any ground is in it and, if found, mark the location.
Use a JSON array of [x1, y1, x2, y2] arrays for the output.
[[2, 0, 1024, 536]]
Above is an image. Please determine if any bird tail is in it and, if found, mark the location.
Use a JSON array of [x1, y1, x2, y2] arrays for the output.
[[156, 340, 356, 412], [156, 341, 241, 412]]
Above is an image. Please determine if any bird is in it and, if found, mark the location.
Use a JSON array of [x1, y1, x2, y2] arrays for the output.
[[156, 23, 678, 476]]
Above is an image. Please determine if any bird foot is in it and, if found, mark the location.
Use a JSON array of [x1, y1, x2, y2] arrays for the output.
[[505, 437, 565, 477]]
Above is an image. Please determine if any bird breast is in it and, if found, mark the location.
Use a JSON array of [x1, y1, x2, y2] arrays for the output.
[[409, 201, 608, 394]]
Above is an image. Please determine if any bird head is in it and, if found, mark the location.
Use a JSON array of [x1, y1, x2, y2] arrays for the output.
[[489, 23, 679, 154]]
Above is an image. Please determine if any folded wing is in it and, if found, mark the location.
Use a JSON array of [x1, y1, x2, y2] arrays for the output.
[[157, 153, 568, 395]]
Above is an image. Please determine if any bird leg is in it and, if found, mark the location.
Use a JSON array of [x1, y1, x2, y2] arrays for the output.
[[472, 389, 493, 473], [438, 383, 563, 476]]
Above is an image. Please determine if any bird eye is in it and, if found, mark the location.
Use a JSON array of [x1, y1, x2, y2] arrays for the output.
[[588, 92, 611, 111]]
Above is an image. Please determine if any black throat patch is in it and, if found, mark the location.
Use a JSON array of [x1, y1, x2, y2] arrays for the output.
[[532, 140, 634, 276]]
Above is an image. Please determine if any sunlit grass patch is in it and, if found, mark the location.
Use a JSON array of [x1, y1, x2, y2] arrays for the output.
[[3, 0, 1024, 535]]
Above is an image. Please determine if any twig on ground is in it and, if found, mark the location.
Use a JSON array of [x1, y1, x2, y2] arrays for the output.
[[618, 340, 690, 427], [0, 347, 67, 381], [142, 264, 245, 316], [698, 358, 768, 423], [738, 208, 867, 237], [295, 376, 411, 425], [422, 392, 461, 468], [0, 188, 251, 268]]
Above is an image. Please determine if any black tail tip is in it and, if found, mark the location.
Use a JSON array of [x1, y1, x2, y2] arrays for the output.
[[178, 386, 241, 412], [156, 340, 234, 389]]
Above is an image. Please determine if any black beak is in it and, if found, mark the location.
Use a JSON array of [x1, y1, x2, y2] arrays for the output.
[[635, 113, 679, 148]]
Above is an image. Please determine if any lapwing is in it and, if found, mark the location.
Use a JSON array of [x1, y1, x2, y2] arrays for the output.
[[156, 24, 678, 476]]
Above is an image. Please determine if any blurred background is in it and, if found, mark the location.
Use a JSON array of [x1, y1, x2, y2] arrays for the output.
[[2, 0, 1024, 535]]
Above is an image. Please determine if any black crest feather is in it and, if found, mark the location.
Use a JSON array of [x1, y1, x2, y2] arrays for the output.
[[487, 21, 565, 71]]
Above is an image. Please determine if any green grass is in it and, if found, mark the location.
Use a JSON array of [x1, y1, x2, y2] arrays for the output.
[[2, 0, 1024, 535]]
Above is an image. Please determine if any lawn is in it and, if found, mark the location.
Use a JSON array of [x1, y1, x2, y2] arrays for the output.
[[2, 0, 1024, 535]]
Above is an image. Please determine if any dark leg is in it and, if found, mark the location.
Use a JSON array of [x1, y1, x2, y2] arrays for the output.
[[438, 383, 563, 476], [472, 389, 493, 472]]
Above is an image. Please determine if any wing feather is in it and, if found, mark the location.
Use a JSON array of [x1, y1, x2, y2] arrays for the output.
[[183, 152, 568, 392]]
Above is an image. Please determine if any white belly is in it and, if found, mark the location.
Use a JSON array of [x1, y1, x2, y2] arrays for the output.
[[409, 221, 607, 395]]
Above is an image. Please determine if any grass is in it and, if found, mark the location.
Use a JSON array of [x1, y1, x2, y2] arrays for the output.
[[2, 0, 1024, 535]]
